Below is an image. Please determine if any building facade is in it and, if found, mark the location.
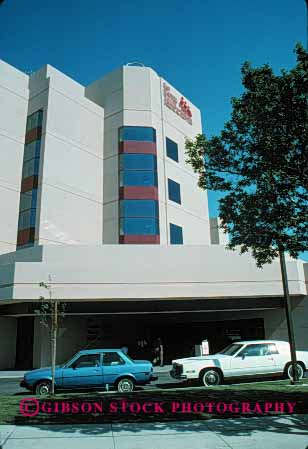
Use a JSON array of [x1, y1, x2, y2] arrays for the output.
[[0, 59, 307, 369]]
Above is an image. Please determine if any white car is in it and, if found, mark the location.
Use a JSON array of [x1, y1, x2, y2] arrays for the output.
[[170, 340, 308, 387]]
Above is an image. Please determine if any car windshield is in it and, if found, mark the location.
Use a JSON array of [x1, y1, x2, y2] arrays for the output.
[[218, 343, 243, 356], [61, 356, 77, 367]]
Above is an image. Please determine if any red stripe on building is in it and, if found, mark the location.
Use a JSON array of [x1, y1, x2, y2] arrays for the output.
[[119, 141, 157, 155], [119, 186, 158, 200], [17, 228, 35, 246], [21, 175, 39, 192], [25, 127, 42, 144], [119, 235, 160, 244]]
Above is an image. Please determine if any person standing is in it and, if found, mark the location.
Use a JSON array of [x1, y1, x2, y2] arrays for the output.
[[153, 338, 164, 367]]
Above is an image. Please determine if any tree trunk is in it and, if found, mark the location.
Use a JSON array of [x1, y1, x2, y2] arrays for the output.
[[278, 249, 300, 384]]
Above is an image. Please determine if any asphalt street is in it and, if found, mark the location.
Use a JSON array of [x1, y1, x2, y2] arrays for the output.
[[0, 372, 183, 396], [1, 372, 308, 396]]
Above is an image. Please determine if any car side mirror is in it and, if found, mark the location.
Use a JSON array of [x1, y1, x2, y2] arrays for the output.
[[242, 353, 247, 359]]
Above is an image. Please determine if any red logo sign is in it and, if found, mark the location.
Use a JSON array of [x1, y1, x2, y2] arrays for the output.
[[163, 83, 192, 125]]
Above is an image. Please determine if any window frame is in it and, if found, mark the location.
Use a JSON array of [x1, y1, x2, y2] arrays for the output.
[[168, 178, 181, 204], [166, 137, 179, 162], [102, 352, 126, 366], [170, 223, 183, 244]]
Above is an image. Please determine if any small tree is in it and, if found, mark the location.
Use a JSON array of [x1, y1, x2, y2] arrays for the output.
[[186, 44, 308, 383], [35, 275, 66, 395]]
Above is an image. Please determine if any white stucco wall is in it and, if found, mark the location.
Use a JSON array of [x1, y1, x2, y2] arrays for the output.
[[0, 245, 306, 302], [86, 65, 210, 245], [28, 65, 105, 246], [0, 60, 29, 255]]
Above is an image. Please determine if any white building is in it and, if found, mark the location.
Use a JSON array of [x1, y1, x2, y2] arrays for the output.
[[0, 59, 307, 369]]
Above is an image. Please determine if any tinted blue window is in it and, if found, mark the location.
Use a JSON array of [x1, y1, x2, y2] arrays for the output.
[[19, 189, 38, 212], [22, 158, 40, 178], [120, 154, 157, 171], [168, 179, 181, 204], [120, 200, 159, 218], [18, 209, 36, 230], [170, 223, 183, 244], [120, 171, 158, 187], [26, 110, 43, 132], [166, 137, 179, 162], [119, 127, 156, 142], [24, 140, 41, 162], [120, 218, 159, 235]]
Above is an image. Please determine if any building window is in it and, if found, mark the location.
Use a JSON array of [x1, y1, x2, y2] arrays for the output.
[[170, 223, 183, 244], [120, 218, 160, 235], [119, 126, 156, 142], [18, 209, 36, 230], [24, 140, 41, 162], [166, 137, 179, 162], [120, 154, 157, 171], [118, 125, 160, 243], [22, 158, 40, 178], [120, 171, 158, 187], [168, 179, 181, 204], [19, 189, 38, 212], [120, 200, 159, 218], [17, 110, 43, 248], [26, 110, 43, 132]]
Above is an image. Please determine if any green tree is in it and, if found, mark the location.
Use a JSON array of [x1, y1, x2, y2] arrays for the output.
[[35, 275, 66, 395], [186, 44, 308, 383]]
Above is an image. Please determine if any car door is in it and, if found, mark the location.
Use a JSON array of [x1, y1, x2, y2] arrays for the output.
[[102, 351, 127, 385], [62, 353, 103, 388], [229, 343, 277, 377]]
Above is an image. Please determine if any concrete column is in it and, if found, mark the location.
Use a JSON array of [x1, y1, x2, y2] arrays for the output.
[[0, 317, 17, 369]]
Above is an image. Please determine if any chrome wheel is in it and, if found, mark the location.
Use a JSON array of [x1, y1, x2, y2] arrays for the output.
[[117, 378, 134, 393], [202, 369, 221, 387], [287, 363, 304, 381], [35, 381, 52, 395]]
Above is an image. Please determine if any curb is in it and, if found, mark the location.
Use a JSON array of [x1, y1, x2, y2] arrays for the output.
[[0, 377, 23, 380], [0, 427, 16, 449]]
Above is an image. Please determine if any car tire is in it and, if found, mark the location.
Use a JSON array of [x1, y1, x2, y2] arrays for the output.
[[286, 363, 304, 381], [200, 369, 222, 387], [35, 380, 52, 395], [117, 377, 135, 393]]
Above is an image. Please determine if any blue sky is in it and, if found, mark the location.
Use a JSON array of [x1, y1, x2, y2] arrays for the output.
[[1, 0, 307, 258]]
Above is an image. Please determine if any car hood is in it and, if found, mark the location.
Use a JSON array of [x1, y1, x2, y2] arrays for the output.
[[173, 354, 231, 364], [25, 366, 62, 378]]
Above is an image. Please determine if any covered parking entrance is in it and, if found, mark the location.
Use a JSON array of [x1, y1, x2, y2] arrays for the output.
[[0, 296, 283, 368]]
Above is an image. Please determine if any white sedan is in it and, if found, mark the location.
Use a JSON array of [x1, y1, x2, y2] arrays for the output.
[[170, 340, 308, 387]]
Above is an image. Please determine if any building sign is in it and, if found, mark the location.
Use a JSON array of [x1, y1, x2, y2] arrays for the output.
[[163, 83, 192, 125]]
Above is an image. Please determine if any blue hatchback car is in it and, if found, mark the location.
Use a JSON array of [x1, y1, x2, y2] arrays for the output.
[[20, 349, 157, 395]]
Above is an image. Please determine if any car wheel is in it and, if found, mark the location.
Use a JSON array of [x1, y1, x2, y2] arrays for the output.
[[117, 377, 135, 393], [287, 363, 304, 381], [201, 369, 221, 387], [35, 380, 52, 395]]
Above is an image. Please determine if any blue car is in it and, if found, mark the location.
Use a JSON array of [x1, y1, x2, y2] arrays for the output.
[[20, 349, 157, 395]]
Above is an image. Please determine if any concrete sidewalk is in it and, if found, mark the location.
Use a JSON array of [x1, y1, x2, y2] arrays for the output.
[[1, 415, 308, 449]]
